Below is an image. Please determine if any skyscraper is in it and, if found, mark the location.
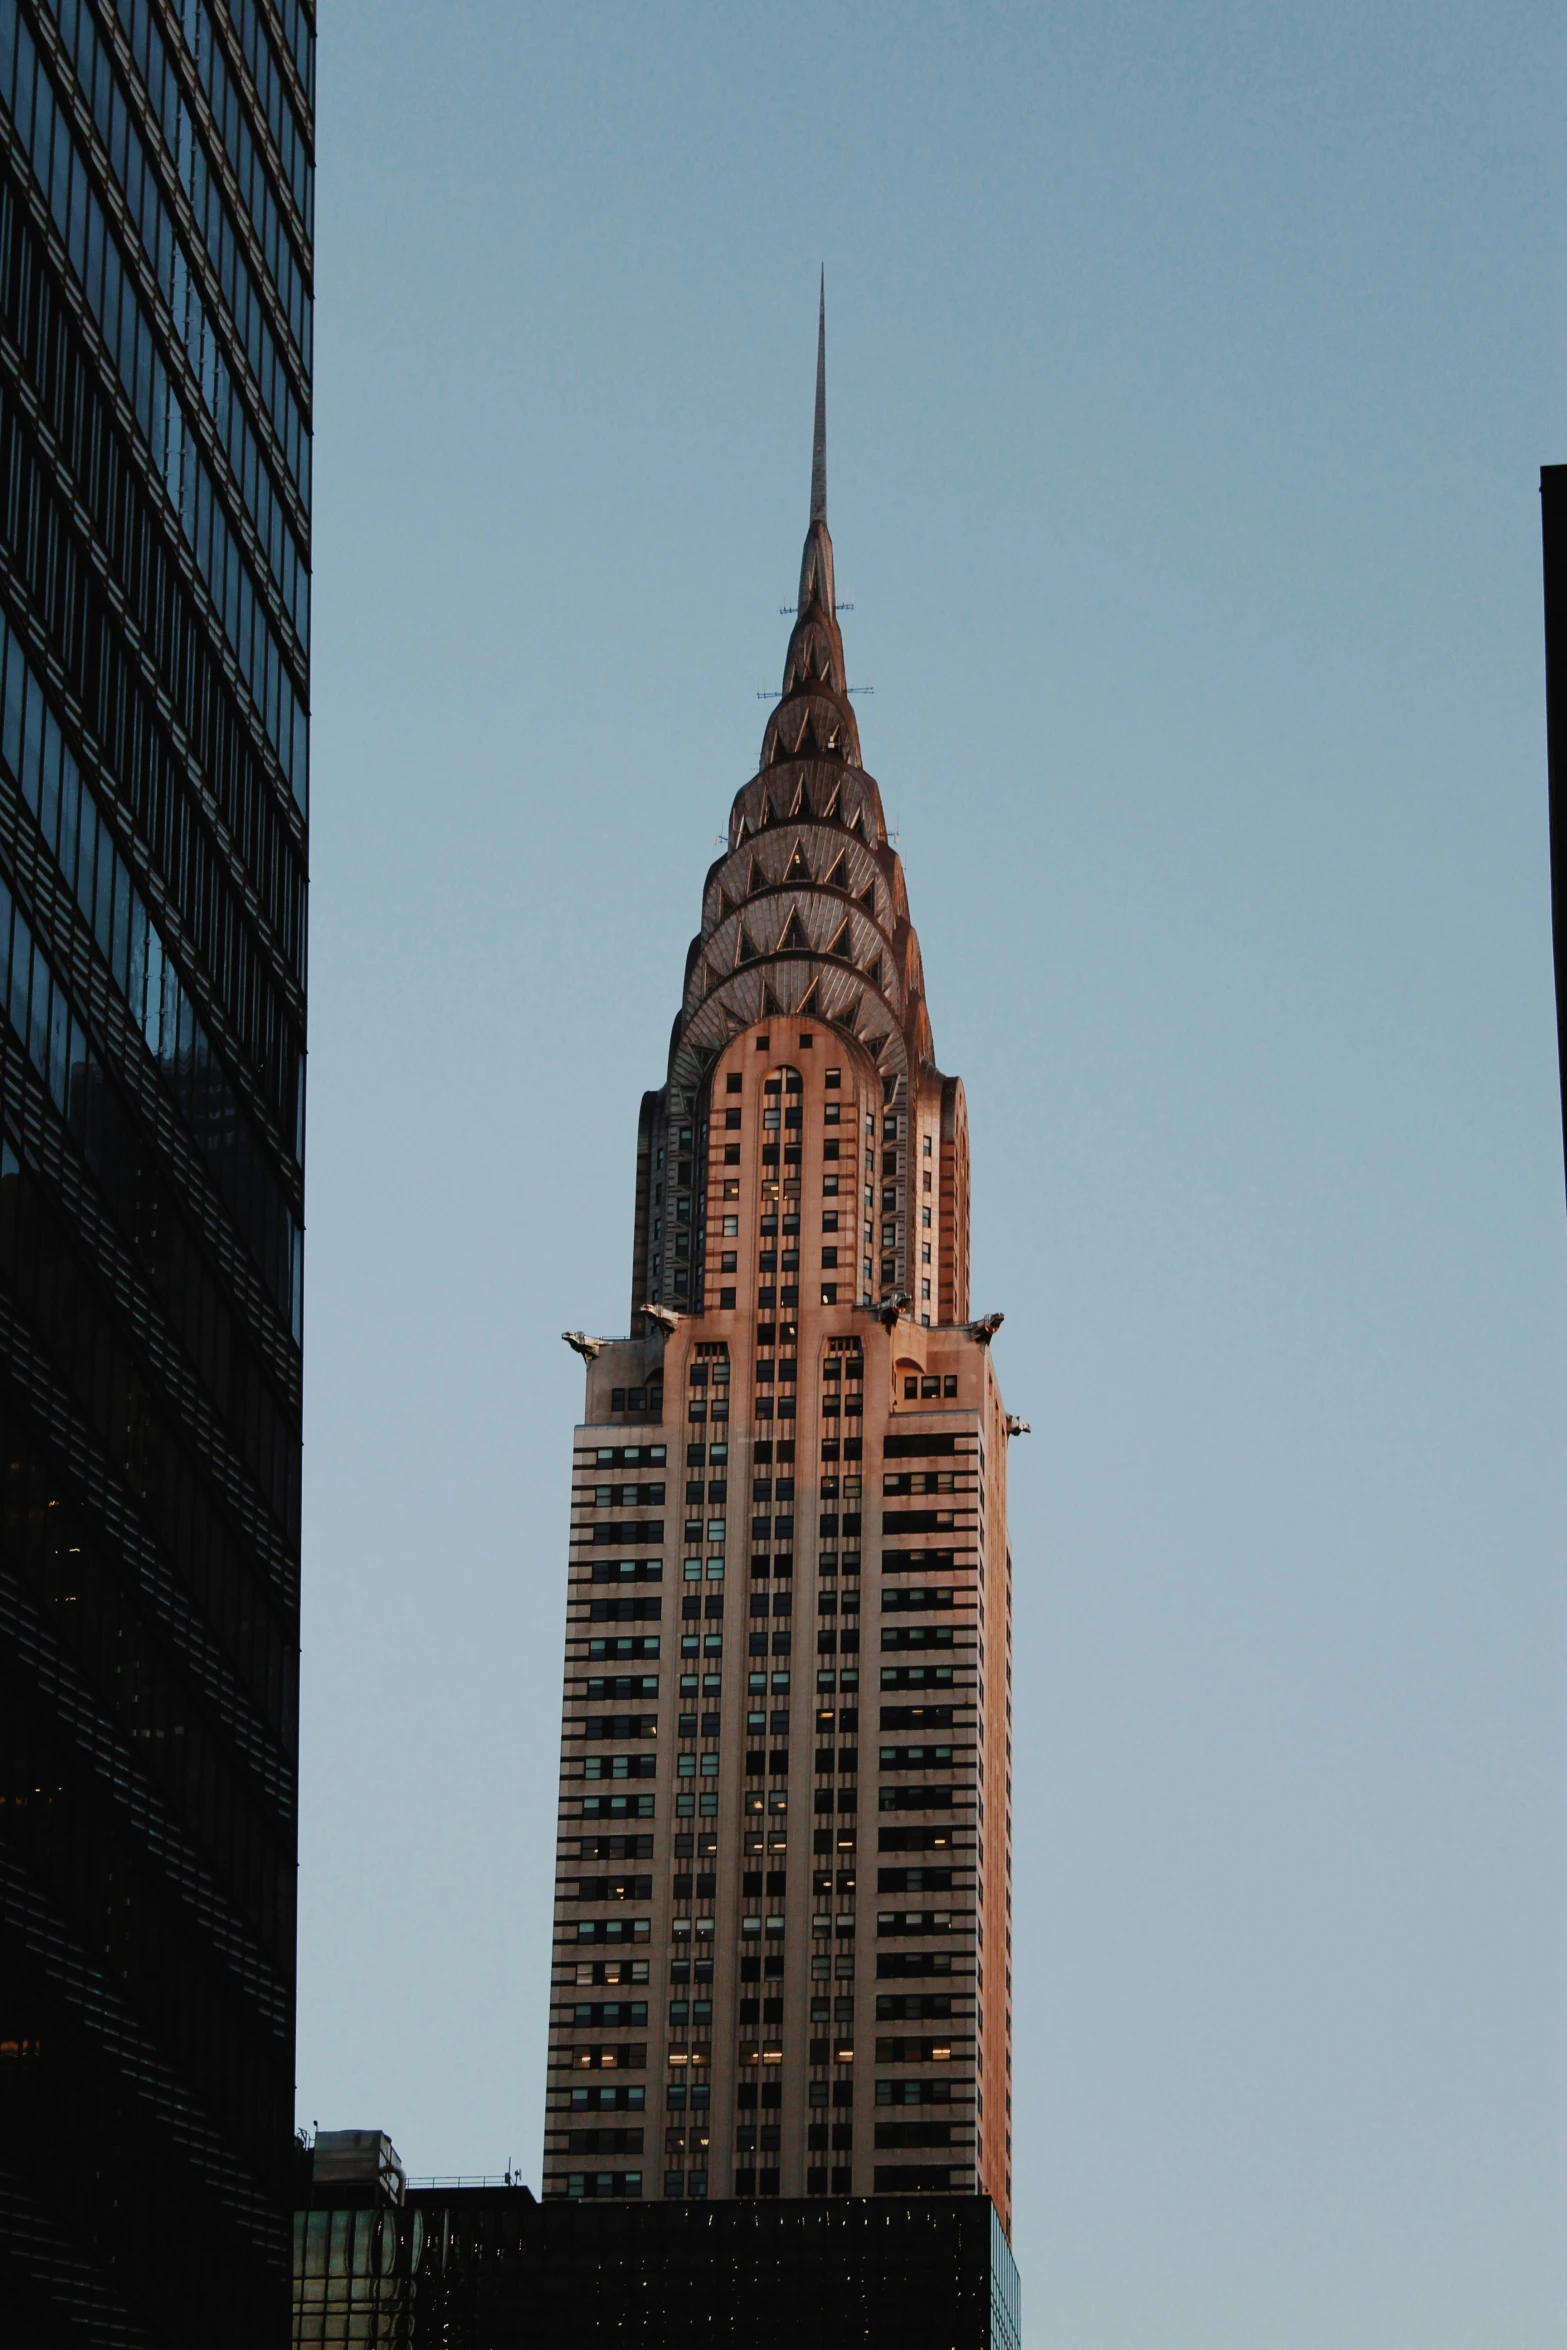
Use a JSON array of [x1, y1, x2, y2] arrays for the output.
[[547, 295, 1016, 2228], [0, 2, 311, 2343]]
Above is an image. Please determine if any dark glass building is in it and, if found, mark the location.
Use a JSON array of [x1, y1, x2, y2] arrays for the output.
[[0, 1, 312, 2343], [294, 2166, 1022, 2350]]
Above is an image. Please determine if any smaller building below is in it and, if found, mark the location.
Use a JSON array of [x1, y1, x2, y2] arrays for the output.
[[294, 2133, 1020, 2349]]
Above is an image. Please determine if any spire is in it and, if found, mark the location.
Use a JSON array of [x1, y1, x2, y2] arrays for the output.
[[763, 277, 858, 770], [810, 269, 827, 525]]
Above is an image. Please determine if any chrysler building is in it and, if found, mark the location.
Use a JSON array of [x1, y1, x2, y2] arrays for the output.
[[547, 292, 1017, 2226]]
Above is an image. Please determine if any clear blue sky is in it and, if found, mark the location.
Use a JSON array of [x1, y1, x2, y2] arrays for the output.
[[301, 6, 1567, 2342]]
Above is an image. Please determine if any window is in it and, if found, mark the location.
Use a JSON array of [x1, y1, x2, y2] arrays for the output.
[[821, 1248, 839, 1267], [725, 1109, 742, 1129], [821, 1284, 838, 1305], [721, 1253, 738, 1273], [723, 1216, 739, 1236], [826, 1069, 841, 1088], [727, 1074, 743, 1093], [824, 1103, 841, 1124], [923, 1136, 933, 1155], [823, 1213, 839, 1232]]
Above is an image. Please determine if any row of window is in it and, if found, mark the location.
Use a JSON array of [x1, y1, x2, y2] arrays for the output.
[[202, 0, 313, 240], [45, 0, 308, 531], [171, 0, 310, 358], [0, 219, 312, 1087], [20, 0, 312, 691], [1, 989, 301, 1562], [0, 876, 305, 1547], [1, 1199, 303, 2020], [2, 1687, 297, 2166], [113, 0, 311, 391], [112, 0, 312, 614], [0, 202, 307, 1086], [607, 1382, 663, 1413], [3, 1412, 296, 1949], [2, 614, 301, 1324]]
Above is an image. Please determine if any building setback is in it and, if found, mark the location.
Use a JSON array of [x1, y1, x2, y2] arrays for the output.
[[546, 296, 1018, 2228], [0, 0, 312, 2343]]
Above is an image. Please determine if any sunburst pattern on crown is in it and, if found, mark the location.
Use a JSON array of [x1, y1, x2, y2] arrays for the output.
[[629, 287, 966, 1331]]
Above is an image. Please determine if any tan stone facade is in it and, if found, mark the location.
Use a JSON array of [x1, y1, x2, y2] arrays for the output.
[[544, 304, 1015, 2224]]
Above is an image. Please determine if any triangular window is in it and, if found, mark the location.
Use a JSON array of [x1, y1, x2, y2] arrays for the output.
[[736, 929, 760, 968], [858, 881, 877, 914], [762, 983, 784, 1017], [826, 919, 854, 963], [784, 841, 810, 883], [778, 910, 811, 956], [824, 851, 849, 891]]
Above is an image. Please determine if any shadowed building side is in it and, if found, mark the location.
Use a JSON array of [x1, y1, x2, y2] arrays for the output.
[[1540, 465, 1567, 1207], [0, 4, 313, 2340]]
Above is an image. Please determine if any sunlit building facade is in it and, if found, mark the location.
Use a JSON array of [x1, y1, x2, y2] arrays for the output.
[[0, 0, 312, 2341], [546, 300, 1017, 2227]]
